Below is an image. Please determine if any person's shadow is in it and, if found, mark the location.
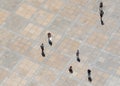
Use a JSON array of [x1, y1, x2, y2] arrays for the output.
[[48, 40, 52, 46], [101, 18, 104, 25], [77, 57, 80, 62], [41, 51, 45, 57], [88, 76, 92, 82]]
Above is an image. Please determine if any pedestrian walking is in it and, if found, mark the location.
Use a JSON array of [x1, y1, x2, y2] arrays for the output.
[[47, 32, 52, 46], [40, 43, 44, 52], [100, 9, 104, 18], [40, 43, 45, 57], [76, 49, 80, 62], [69, 66, 73, 73], [99, 2, 104, 25], [87, 69, 92, 82]]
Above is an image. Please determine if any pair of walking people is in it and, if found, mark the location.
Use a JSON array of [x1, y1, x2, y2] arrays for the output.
[[40, 33, 53, 57], [69, 49, 80, 73]]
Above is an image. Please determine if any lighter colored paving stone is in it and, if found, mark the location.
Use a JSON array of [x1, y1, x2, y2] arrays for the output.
[[57, 37, 80, 56], [14, 58, 39, 78], [16, 3, 37, 19], [45, 52, 71, 71], [55, 74, 79, 86], [34, 9, 54, 27], [87, 31, 109, 48], [0, 68, 9, 83], [60, 3, 80, 21], [21, 23, 43, 40], [34, 67, 58, 86], [3, 73, 27, 86], [0, 29, 15, 46], [0, 9, 9, 24], [44, 0, 64, 13]]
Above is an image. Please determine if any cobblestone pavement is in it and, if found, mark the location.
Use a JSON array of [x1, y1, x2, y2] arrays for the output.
[[0, 0, 120, 86]]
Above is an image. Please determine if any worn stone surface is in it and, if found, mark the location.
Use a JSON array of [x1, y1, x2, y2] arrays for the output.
[[0, 0, 120, 86]]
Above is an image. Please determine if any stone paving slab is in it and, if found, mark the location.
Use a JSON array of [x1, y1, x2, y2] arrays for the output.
[[0, 0, 120, 86]]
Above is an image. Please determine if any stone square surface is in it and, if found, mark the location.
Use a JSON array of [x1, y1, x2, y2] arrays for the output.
[[16, 3, 36, 19], [0, 0, 120, 86], [34, 9, 54, 27], [60, 3, 80, 21], [0, 9, 9, 25], [25, 0, 45, 8], [34, 66, 58, 86], [5, 14, 28, 32], [0, 0, 21, 11], [43, 0, 64, 13], [105, 36, 120, 55], [95, 51, 120, 76], [0, 29, 15, 46], [67, 24, 93, 41], [68, 0, 89, 6], [3, 73, 27, 86], [45, 52, 71, 71], [9, 36, 32, 54], [57, 37, 80, 56], [14, 58, 39, 78], [49, 15, 71, 34], [54, 74, 79, 86], [21, 23, 43, 40], [0, 68, 9, 83], [0, 50, 20, 70], [86, 31, 109, 48]]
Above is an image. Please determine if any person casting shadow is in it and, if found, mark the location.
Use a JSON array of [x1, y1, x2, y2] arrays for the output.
[[69, 66, 73, 74], [76, 50, 80, 62], [48, 32, 52, 46], [40, 43, 45, 57], [87, 69, 92, 82], [99, 2, 104, 25]]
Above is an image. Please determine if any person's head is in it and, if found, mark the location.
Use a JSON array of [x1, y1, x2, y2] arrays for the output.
[[48, 33, 51, 38], [88, 69, 91, 73], [70, 66, 72, 69], [100, 2, 103, 8]]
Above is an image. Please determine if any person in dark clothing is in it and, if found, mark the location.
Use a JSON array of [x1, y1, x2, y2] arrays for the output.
[[40, 43, 44, 51], [47, 32, 52, 46], [100, 9, 104, 18], [99, 2, 104, 25], [76, 50, 80, 62], [100, 2, 103, 8], [87, 69, 92, 82], [69, 66, 73, 73], [40, 43, 45, 57]]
